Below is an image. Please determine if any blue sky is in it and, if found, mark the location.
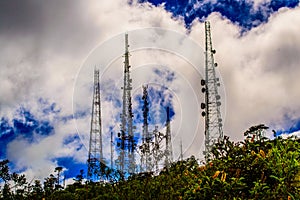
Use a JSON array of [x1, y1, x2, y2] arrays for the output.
[[144, 0, 299, 30], [0, 0, 300, 182]]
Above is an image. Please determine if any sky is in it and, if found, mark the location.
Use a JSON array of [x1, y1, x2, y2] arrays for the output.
[[1, 0, 300, 183]]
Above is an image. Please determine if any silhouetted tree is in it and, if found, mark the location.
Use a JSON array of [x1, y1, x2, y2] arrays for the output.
[[29, 180, 44, 199], [0, 160, 11, 183], [54, 166, 63, 190], [44, 174, 56, 196]]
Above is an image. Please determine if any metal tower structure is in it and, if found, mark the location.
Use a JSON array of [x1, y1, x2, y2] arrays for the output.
[[111, 132, 114, 169], [139, 85, 152, 172], [139, 88, 173, 172], [164, 106, 173, 168], [117, 33, 136, 174], [152, 126, 165, 172], [87, 69, 104, 180], [180, 139, 183, 161], [201, 21, 223, 161]]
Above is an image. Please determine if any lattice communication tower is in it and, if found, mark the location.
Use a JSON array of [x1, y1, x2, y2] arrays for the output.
[[201, 21, 223, 161], [116, 33, 136, 175], [139, 85, 152, 172], [87, 69, 104, 181], [164, 107, 173, 168]]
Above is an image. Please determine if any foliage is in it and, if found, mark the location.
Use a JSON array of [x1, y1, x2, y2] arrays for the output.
[[0, 160, 10, 183], [67, 127, 300, 200], [1, 125, 300, 199]]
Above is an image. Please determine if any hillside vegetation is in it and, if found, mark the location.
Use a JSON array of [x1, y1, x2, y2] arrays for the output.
[[1, 125, 300, 199]]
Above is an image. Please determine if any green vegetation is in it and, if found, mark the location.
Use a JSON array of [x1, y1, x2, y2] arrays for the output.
[[1, 126, 300, 199]]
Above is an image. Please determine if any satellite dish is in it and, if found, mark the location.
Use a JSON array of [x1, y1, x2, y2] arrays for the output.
[[201, 111, 206, 117], [201, 103, 206, 109], [201, 79, 206, 86], [201, 88, 206, 93]]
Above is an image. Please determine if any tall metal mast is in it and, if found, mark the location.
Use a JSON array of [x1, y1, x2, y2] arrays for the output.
[[140, 85, 152, 172], [201, 21, 223, 161], [164, 106, 173, 168], [111, 132, 114, 169], [117, 33, 136, 174], [87, 69, 104, 181], [180, 139, 183, 161]]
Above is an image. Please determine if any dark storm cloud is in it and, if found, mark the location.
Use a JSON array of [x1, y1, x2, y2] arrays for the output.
[[0, 0, 102, 109], [0, 0, 44, 34], [0, 0, 100, 55]]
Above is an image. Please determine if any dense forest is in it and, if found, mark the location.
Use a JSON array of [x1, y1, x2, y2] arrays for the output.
[[1, 125, 300, 199]]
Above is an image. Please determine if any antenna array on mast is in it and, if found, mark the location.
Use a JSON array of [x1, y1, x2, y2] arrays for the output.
[[164, 107, 173, 168], [116, 33, 136, 175], [140, 85, 152, 172], [201, 21, 223, 161]]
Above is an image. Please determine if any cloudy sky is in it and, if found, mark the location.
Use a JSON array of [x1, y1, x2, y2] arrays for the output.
[[1, 0, 300, 182]]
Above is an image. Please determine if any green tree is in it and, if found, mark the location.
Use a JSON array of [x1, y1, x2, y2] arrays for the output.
[[44, 174, 57, 197], [0, 160, 10, 183], [28, 180, 44, 199], [11, 172, 27, 199], [55, 166, 64, 190], [0, 160, 12, 200]]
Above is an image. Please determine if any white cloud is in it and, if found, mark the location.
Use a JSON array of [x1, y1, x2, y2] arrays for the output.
[[280, 130, 300, 139], [1, 0, 300, 178]]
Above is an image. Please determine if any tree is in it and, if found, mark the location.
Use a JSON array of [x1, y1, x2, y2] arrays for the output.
[[74, 169, 84, 186], [0, 160, 11, 183], [11, 172, 27, 199], [44, 174, 57, 196], [54, 166, 63, 190], [0, 160, 12, 200], [29, 180, 44, 200]]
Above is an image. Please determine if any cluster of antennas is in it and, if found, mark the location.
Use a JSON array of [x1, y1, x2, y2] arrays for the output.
[[87, 21, 224, 180], [138, 86, 173, 172], [114, 33, 174, 176], [115, 86, 174, 174], [87, 33, 175, 181], [200, 77, 222, 119]]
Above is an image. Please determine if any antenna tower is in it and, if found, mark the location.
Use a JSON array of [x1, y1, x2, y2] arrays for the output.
[[152, 126, 164, 172], [140, 85, 152, 172], [87, 69, 104, 180], [201, 21, 223, 161], [180, 139, 183, 161], [111, 132, 114, 169], [164, 106, 173, 168], [117, 33, 136, 174]]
